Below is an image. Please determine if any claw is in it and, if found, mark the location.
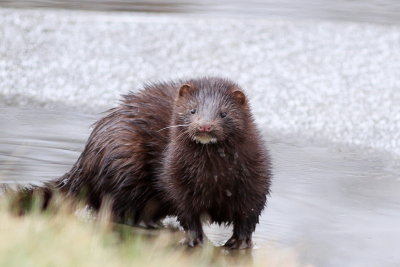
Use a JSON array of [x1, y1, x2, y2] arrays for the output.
[[180, 230, 203, 248], [179, 236, 203, 248], [137, 220, 162, 229], [223, 236, 252, 249]]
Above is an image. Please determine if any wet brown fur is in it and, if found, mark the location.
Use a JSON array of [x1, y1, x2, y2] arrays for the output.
[[12, 77, 272, 249]]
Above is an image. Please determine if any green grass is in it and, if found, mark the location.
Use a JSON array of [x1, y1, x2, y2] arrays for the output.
[[0, 196, 304, 267]]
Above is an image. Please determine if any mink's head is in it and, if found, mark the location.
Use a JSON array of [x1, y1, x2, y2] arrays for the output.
[[172, 77, 250, 145]]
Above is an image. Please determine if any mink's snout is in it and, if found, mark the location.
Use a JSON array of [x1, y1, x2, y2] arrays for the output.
[[197, 123, 213, 132], [190, 121, 219, 144]]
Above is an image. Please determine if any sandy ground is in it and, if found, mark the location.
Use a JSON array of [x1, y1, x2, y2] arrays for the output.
[[1, 8, 399, 156]]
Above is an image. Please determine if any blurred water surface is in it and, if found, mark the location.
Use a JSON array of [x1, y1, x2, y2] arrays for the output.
[[1, 107, 400, 266], [1, 0, 400, 24]]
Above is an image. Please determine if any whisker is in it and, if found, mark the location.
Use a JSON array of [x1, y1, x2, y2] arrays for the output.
[[174, 129, 190, 142], [158, 124, 189, 132]]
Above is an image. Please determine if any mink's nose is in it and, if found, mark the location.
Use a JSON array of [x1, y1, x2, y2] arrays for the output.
[[198, 124, 213, 132]]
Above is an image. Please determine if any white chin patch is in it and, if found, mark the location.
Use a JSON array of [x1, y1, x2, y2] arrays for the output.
[[194, 135, 217, 144]]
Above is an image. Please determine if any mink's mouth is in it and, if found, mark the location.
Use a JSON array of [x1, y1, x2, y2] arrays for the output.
[[193, 133, 217, 144]]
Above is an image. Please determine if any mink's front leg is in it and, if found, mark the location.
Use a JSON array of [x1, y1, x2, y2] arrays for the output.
[[223, 215, 257, 249], [179, 214, 204, 247]]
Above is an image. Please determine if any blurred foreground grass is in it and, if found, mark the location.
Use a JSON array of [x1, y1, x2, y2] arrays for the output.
[[0, 194, 303, 267]]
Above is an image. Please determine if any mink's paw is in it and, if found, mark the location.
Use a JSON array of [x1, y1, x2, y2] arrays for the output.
[[137, 220, 163, 229], [179, 237, 203, 248], [223, 236, 252, 249], [179, 231, 203, 248]]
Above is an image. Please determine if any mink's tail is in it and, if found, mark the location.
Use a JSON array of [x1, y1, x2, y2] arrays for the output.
[[0, 182, 56, 215]]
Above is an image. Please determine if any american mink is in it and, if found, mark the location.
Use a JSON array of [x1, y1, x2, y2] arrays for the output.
[[12, 77, 272, 249]]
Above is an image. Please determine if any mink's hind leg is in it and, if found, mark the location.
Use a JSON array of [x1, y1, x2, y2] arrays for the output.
[[223, 217, 257, 249], [113, 197, 169, 229], [179, 215, 204, 247], [137, 199, 169, 229]]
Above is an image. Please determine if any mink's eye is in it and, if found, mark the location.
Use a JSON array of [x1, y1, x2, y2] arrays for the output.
[[220, 112, 227, 118], [190, 109, 196, 114]]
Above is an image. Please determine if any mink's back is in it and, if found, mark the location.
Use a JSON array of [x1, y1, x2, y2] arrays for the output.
[[53, 81, 179, 223]]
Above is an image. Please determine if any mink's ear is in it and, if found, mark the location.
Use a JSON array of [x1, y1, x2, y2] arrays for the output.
[[232, 90, 246, 105], [179, 84, 193, 97]]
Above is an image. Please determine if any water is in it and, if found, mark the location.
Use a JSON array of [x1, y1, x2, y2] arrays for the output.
[[1, 107, 399, 266], [1, 0, 400, 24]]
